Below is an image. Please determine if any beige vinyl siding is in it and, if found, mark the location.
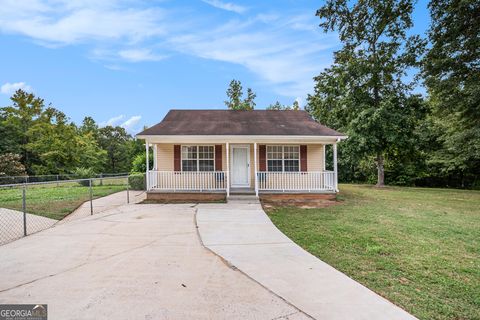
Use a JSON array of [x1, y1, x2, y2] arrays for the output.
[[307, 144, 324, 171], [156, 144, 174, 171]]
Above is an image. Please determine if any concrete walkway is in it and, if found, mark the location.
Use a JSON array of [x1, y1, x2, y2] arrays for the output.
[[196, 200, 417, 320], [60, 190, 146, 223], [0, 203, 310, 320]]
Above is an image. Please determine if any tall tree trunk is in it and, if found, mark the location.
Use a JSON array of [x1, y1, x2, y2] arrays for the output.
[[376, 153, 385, 187]]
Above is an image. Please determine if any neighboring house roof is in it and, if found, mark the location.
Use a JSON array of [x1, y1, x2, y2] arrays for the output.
[[137, 110, 345, 137]]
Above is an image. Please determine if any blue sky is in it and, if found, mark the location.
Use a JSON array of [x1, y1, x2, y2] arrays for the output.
[[0, 0, 429, 134]]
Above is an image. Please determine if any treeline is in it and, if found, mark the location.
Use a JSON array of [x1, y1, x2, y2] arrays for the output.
[[0, 90, 143, 177], [306, 0, 479, 189]]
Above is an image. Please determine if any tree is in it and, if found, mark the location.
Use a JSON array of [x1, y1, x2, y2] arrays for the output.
[[97, 126, 132, 173], [0, 91, 143, 175], [224, 79, 256, 110], [76, 131, 107, 172], [0, 153, 27, 176], [267, 100, 301, 110], [292, 100, 300, 111], [308, 0, 425, 186], [76, 117, 107, 172], [422, 0, 480, 187], [0, 90, 44, 172], [26, 108, 80, 174], [79, 116, 99, 137]]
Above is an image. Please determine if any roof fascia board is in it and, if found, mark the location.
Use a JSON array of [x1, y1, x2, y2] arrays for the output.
[[137, 135, 347, 144]]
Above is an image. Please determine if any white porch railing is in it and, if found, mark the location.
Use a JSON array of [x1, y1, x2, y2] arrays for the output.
[[257, 171, 335, 192], [148, 171, 227, 191]]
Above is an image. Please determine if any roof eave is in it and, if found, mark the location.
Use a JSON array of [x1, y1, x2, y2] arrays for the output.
[[136, 134, 348, 144]]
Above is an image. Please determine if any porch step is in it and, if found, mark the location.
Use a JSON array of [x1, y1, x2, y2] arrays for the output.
[[229, 188, 255, 195], [227, 195, 260, 203]]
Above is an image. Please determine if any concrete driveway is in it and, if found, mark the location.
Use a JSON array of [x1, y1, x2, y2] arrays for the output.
[[0, 203, 309, 320], [196, 200, 417, 320]]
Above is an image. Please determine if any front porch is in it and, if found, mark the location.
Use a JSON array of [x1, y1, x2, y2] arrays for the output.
[[146, 170, 336, 193], [145, 141, 339, 198]]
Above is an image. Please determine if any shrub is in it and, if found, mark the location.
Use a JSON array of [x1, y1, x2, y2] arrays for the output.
[[131, 152, 153, 173], [73, 167, 96, 186], [0, 153, 26, 176], [129, 173, 145, 190]]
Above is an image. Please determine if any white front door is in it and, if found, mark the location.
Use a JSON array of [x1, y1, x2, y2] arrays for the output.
[[231, 146, 250, 187]]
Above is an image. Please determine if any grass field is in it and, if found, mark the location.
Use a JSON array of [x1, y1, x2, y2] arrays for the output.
[[267, 184, 480, 320], [0, 182, 125, 220]]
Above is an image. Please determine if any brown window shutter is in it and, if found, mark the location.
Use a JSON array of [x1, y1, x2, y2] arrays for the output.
[[215, 145, 222, 171], [259, 145, 266, 171], [300, 145, 307, 171], [174, 145, 181, 171]]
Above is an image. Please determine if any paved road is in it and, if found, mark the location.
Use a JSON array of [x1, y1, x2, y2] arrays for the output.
[[196, 200, 417, 320], [0, 203, 310, 320]]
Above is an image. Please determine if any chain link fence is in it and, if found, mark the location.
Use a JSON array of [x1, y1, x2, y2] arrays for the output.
[[0, 172, 130, 185], [0, 175, 142, 246]]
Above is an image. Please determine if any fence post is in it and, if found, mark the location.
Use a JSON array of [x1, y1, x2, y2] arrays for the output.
[[126, 176, 130, 204], [89, 179, 93, 215], [22, 184, 27, 236]]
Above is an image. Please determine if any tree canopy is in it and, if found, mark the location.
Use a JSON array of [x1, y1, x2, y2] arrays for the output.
[[267, 100, 300, 110], [224, 79, 256, 110], [307, 0, 425, 187], [0, 89, 141, 176], [421, 0, 480, 187]]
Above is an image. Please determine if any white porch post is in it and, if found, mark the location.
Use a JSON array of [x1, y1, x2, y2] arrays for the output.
[[333, 142, 338, 192], [145, 141, 150, 191], [254, 142, 258, 197], [226, 142, 230, 197], [153, 144, 158, 170], [323, 144, 326, 171]]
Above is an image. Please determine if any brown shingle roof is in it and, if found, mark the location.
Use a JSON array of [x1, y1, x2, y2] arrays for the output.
[[137, 110, 344, 136]]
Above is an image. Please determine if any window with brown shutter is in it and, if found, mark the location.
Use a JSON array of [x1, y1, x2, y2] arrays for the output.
[[180, 145, 215, 171], [266, 145, 300, 172]]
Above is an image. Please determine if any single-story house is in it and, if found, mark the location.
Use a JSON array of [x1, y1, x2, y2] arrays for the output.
[[136, 110, 346, 202]]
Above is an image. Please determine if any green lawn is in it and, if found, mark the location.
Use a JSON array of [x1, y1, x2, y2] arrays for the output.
[[0, 183, 125, 220], [267, 184, 480, 320]]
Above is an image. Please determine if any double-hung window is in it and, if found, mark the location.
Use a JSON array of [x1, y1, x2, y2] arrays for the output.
[[267, 145, 300, 172], [181, 146, 215, 171]]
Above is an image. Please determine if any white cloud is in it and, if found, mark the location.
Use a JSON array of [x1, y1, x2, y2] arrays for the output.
[[0, 1, 339, 99], [118, 49, 167, 62], [100, 114, 124, 127], [0, 82, 33, 95], [168, 15, 338, 97], [100, 115, 141, 132], [202, 0, 247, 14], [0, 1, 166, 45], [121, 115, 141, 131]]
